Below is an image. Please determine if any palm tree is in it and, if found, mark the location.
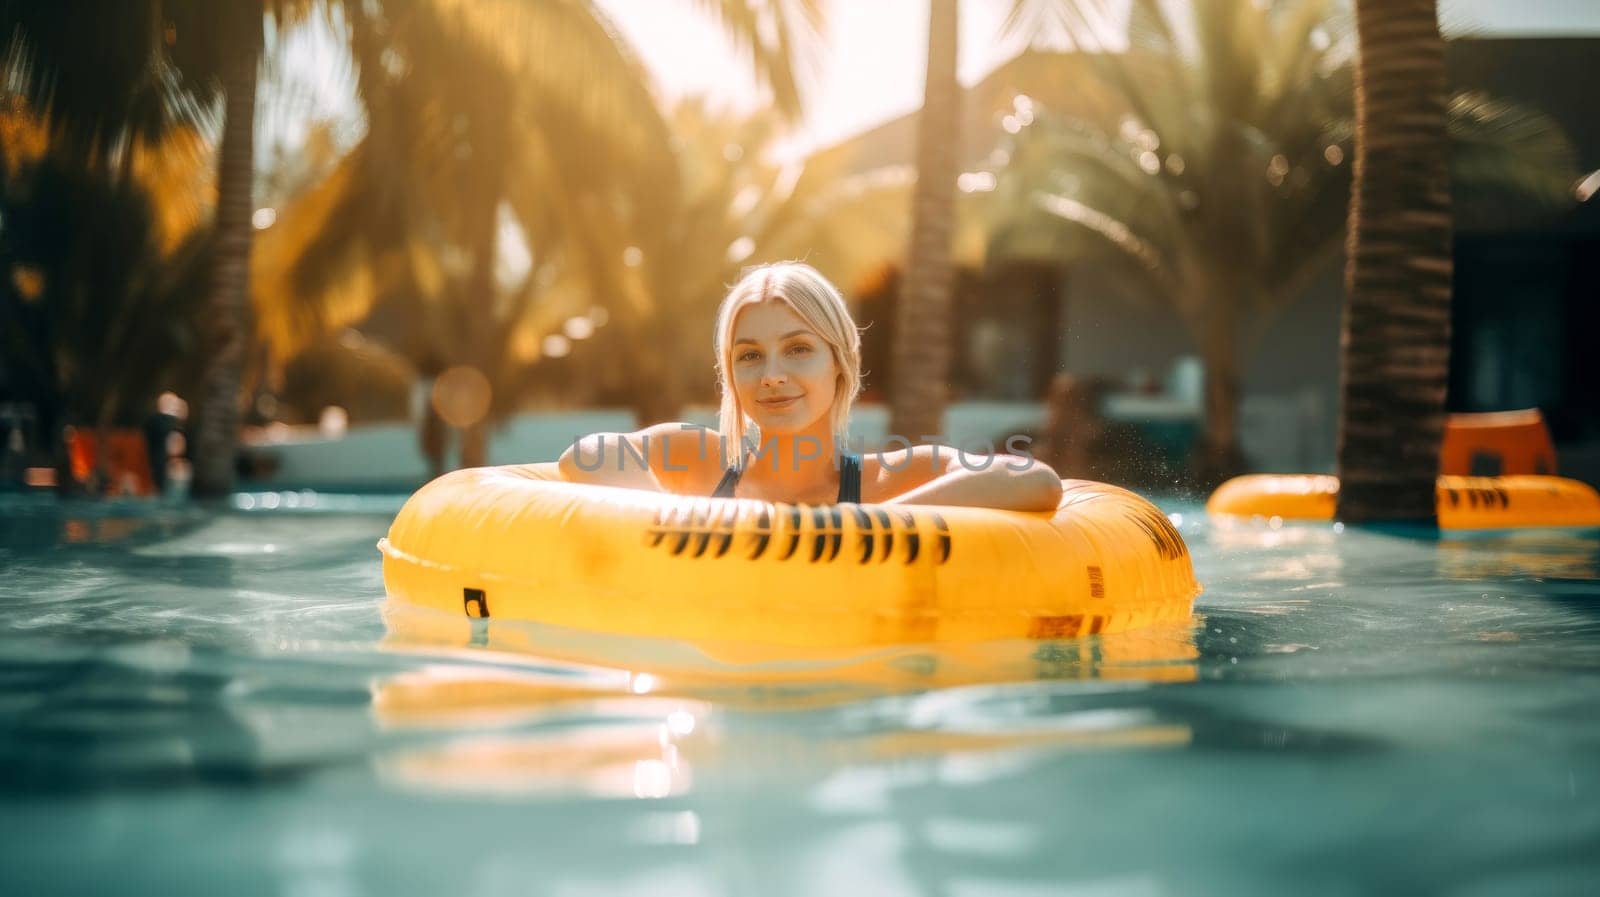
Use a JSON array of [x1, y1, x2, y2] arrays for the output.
[[990, 0, 1574, 483], [559, 99, 850, 425], [890, 0, 960, 441], [258, 0, 676, 467], [993, 0, 1355, 480], [272, 1, 821, 469], [2, 0, 323, 497], [432, 0, 821, 465], [6, 0, 821, 483], [1335, 0, 1452, 524], [1340, 13, 1577, 523], [0, 154, 214, 436], [1, 2, 226, 492], [188, 2, 261, 497]]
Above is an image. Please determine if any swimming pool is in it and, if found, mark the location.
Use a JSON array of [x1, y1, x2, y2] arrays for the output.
[[2, 491, 1596, 895]]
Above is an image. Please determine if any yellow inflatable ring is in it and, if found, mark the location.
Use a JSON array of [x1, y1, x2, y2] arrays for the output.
[[1206, 474, 1600, 530], [378, 463, 1201, 648]]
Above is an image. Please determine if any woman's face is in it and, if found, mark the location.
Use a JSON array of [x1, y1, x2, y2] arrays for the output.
[[730, 301, 838, 435]]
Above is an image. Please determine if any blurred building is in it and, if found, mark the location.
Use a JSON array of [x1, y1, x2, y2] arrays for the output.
[[805, 37, 1600, 482], [1447, 38, 1600, 483]]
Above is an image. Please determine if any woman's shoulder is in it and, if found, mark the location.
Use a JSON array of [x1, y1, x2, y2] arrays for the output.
[[635, 421, 731, 490], [636, 421, 729, 458]]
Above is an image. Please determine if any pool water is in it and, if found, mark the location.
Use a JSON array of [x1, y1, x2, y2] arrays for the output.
[[1, 491, 1597, 896]]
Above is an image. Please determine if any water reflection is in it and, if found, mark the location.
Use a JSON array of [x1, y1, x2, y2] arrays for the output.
[[7, 496, 1600, 894], [0, 644, 380, 793], [1210, 513, 1600, 585], [369, 667, 1197, 800], [371, 603, 1202, 798], [0, 494, 201, 551], [375, 697, 708, 799], [1436, 531, 1600, 582], [380, 599, 1201, 700]]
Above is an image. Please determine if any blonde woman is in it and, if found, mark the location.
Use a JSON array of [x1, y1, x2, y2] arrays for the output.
[[558, 262, 1062, 510]]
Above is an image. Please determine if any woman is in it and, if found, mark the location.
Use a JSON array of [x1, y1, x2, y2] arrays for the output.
[[558, 262, 1062, 511]]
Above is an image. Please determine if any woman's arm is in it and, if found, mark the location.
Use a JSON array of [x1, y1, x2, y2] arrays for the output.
[[556, 422, 718, 492], [881, 451, 1063, 512], [557, 428, 668, 491]]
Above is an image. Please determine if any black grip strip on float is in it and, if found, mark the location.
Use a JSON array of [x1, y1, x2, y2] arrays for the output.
[[897, 510, 920, 564], [849, 504, 874, 563], [779, 505, 803, 560], [1126, 505, 1186, 561], [692, 501, 716, 557], [930, 511, 951, 563], [669, 505, 694, 556], [873, 508, 894, 562], [712, 502, 739, 558], [827, 506, 844, 561], [749, 506, 772, 560], [810, 506, 828, 561]]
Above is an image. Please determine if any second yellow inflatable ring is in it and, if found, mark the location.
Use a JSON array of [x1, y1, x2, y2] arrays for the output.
[[1207, 474, 1600, 530], [378, 463, 1201, 648]]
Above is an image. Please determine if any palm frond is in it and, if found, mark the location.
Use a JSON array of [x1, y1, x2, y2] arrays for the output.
[[1031, 191, 1168, 273], [1448, 90, 1579, 226], [683, 0, 823, 120], [1, 0, 217, 168], [1001, 0, 1118, 52]]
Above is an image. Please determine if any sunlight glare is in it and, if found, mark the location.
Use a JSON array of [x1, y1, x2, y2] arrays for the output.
[[542, 335, 572, 359], [563, 316, 595, 341]]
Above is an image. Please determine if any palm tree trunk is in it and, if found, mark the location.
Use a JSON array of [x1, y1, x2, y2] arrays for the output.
[[460, 421, 489, 470], [889, 0, 959, 441], [625, 311, 682, 428], [458, 171, 502, 471], [191, 7, 261, 497], [418, 382, 449, 479], [1337, 0, 1453, 524], [629, 380, 681, 433], [1196, 303, 1243, 485]]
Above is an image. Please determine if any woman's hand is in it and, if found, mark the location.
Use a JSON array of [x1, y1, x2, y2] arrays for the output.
[[881, 451, 1064, 512]]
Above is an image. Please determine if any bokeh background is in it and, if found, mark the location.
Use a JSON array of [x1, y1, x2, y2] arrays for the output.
[[2, 0, 1597, 501]]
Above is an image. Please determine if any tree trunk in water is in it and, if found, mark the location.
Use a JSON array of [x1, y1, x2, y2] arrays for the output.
[[418, 384, 448, 479], [460, 421, 488, 470], [457, 159, 503, 472], [1337, 0, 1453, 524], [889, 0, 959, 441], [630, 388, 680, 434], [190, 8, 260, 497], [627, 328, 681, 429], [1196, 308, 1243, 487]]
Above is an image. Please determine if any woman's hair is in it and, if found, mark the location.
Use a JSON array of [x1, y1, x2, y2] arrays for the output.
[[714, 261, 862, 467]]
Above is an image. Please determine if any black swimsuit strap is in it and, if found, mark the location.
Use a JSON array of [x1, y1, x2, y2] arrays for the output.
[[710, 451, 862, 503], [837, 451, 862, 504], [710, 463, 742, 499]]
